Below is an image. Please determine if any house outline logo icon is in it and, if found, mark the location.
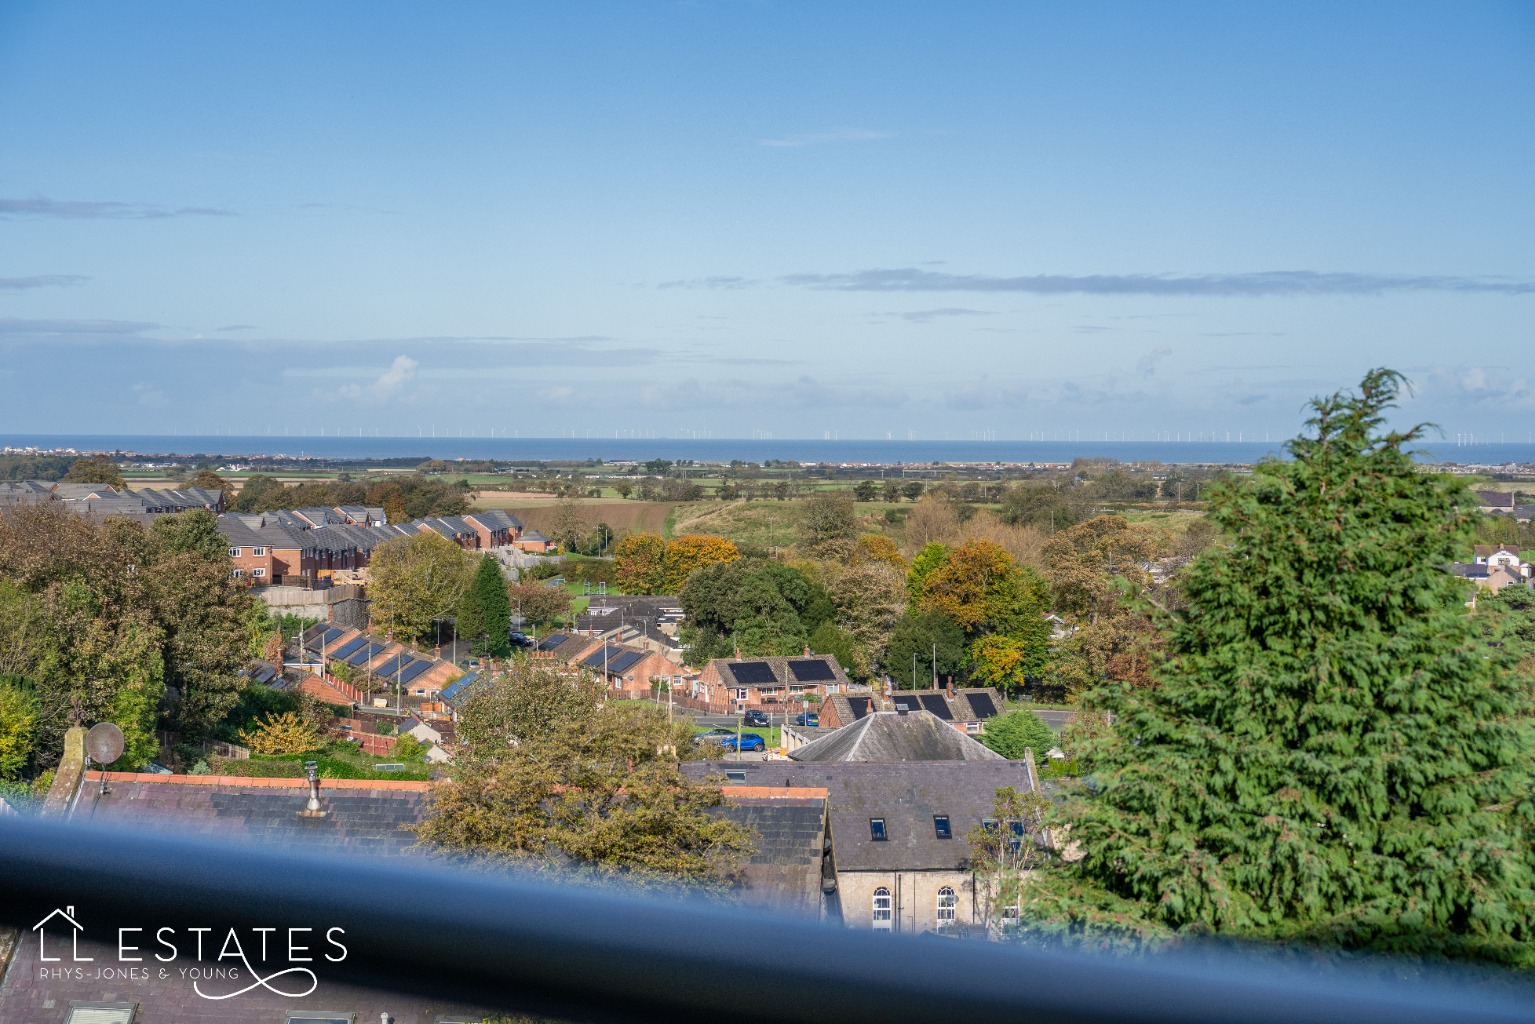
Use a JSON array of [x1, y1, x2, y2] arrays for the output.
[[33, 905, 92, 963]]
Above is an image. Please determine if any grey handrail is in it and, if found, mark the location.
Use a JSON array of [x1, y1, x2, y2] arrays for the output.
[[0, 815, 1531, 1024]]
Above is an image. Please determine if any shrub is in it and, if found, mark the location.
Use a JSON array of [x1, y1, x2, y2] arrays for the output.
[[239, 712, 325, 755]]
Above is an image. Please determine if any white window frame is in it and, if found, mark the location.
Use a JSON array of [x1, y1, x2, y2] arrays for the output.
[[253, 568, 266, 577], [937, 885, 957, 929], [253, 546, 266, 556], [872, 887, 893, 930], [228, 546, 241, 557]]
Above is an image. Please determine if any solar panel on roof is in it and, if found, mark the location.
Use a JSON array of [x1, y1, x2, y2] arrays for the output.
[[537, 634, 568, 651], [846, 697, 871, 719], [331, 637, 368, 659], [919, 694, 954, 720], [397, 659, 432, 685], [730, 661, 777, 685], [442, 671, 480, 702], [320, 625, 347, 642], [344, 642, 387, 667], [375, 655, 414, 681], [787, 659, 836, 682], [893, 695, 920, 712], [968, 693, 999, 719], [606, 650, 645, 675]]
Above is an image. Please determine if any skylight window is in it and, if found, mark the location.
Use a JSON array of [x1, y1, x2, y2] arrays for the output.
[[933, 815, 952, 839], [869, 817, 887, 841]]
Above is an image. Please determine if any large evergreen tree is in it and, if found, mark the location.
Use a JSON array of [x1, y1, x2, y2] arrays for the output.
[[459, 554, 512, 657], [1023, 370, 1535, 965]]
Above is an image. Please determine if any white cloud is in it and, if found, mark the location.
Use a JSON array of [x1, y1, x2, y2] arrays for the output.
[[339, 354, 418, 401]]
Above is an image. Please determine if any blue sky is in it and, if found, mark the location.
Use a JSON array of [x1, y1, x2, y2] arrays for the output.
[[1, 1, 1531, 440]]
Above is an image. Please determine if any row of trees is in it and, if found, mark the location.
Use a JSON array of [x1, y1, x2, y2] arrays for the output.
[[231, 473, 473, 521]]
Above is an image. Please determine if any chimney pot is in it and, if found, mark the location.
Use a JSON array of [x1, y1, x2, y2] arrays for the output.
[[67, 905, 74, 918]]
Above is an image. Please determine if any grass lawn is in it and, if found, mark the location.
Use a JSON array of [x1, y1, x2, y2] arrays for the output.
[[693, 724, 782, 747], [212, 741, 433, 781]]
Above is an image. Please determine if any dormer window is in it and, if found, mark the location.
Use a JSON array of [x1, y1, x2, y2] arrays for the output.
[[869, 818, 887, 841]]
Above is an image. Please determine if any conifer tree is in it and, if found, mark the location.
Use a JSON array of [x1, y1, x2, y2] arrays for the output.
[[459, 555, 512, 657], [1022, 370, 1535, 965]]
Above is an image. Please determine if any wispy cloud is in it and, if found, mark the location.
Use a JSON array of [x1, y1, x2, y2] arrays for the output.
[[757, 128, 890, 148], [0, 274, 89, 291], [779, 268, 1535, 296], [658, 276, 757, 290], [339, 355, 419, 401], [0, 317, 160, 336], [1135, 345, 1174, 378], [214, 324, 258, 332], [889, 307, 994, 323], [0, 196, 235, 219]]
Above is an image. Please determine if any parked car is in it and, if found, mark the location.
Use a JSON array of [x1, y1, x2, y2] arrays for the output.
[[794, 712, 820, 727], [719, 733, 766, 753], [742, 709, 770, 727], [692, 728, 735, 746], [508, 631, 534, 648]]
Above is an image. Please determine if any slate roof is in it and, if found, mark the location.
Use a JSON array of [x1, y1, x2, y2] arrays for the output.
[[710, 790, 828, 915], [466, 508, 523, 532], [789, 711, 1005, 763], [684, 760, 1042, 872], [0, 773, 482, 1024], [71, 773, 429, 854], [1477, 490, 1517, 509]]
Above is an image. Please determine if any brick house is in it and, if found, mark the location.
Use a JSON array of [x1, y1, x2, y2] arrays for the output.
[[687, 654, 851, 714], [820, 686, 1006, 736]]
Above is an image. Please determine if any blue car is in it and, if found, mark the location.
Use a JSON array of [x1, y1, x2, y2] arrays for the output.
[[718, 733, 766, 753], [794, 712, 819, 727]]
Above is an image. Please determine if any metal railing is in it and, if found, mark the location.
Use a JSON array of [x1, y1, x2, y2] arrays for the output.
[[1, 814, 1532, 1024]]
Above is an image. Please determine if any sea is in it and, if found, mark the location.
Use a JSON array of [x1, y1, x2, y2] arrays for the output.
[[5, 434, 1534, 467]]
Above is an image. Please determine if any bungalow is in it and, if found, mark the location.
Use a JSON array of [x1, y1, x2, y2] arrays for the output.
[[690, 654, 851, 715], [514, 528, 553, 553]]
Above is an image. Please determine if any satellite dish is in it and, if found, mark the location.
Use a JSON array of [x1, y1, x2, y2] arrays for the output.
[[86, 722, 125, 766]]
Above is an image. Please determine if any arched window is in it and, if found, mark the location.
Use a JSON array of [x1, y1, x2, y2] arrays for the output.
[[872, 887, 892, 930], [936, 886, 957, 929]]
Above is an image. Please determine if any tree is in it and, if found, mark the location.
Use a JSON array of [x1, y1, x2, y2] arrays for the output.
[[614, 532, 667, 594], [0, 675, 39, 780], [184, 470, 231, 492], [999, 482, 1085, 533], [884, 610, 967, 688], [799, 490, 859, 552], [968, 786, 1054, 936], [547, 496, 588, 551], [807, 621, 859, 677], [459, 555, 512, 657], [659, 534, 740, 592], [63, 455, 125, 488], [917, 540, 1050, 641], [853, 481, 880, 502], [507, 578, 572, 629], [416, 660, 751, 891], [826, 561, 906, 678], [150, 509, 228, 562], [905, 494, 958, 549], [852, 533, 905, 570], [1042, 515, 1160, 622], [1020, 369, 1535, 966], [901, 480, 926, 502], [978, 709, 1054, 760], [239, 711, 323, 755], [679, 559, 831, 663], [907, 542, 948, 602], [368, 531, 474, 643], [969, 635, 1046, 692]]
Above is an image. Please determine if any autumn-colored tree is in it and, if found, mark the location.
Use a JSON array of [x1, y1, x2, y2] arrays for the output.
[[613, 531, 667, 594], [659, 534, 740, 593], [507, 578, 572, 629], [969, 635, 1041, 690], [958, 510, 1047, 569], [63, 455, 125, 488], [368, 531, 474, 643], [417, 660, 750, 892], [918, 540, 1048, 637], [904, 493, 959, 550], [240, 711, 324, 755], [852, 533, 906, 570], [184, 470, 231, 492], [826, 561, 906, 678], [547, 496, 588, 551], [1042, 515, 1160, 622]]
